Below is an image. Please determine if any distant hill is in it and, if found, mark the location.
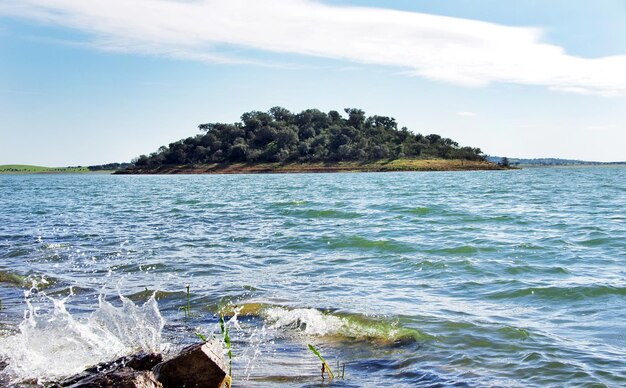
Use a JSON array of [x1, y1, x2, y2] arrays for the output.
[[0, 165, 88, 173], [0, 163, 130, 174], [486, 156, 626, 167]]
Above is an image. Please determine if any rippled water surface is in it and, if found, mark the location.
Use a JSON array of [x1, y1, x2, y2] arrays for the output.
[[0, 168, 625, 386]]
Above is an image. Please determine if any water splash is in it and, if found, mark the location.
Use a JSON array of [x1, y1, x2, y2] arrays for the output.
[[0, 290, 165, 383]]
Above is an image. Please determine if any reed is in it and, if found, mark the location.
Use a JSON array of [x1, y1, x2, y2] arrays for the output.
[[220, 314, 233, 388], [307, 344, 334, 380], [179, 284, 192, 319]]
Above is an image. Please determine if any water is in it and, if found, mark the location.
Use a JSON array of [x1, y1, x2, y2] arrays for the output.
[[0, 167, 625, 386]]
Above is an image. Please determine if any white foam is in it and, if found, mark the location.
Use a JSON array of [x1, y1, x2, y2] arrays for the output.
[[262, 306, 408, 341], [0, 292, 165, 384], [263, 307, 346, 336]]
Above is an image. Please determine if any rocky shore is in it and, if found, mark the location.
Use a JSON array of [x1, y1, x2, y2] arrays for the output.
[[115, 159, 505, 175]]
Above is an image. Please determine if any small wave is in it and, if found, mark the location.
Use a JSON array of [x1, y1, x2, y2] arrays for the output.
[[281, 209, 362, 219], [40, 242, 70, 250], [505, 265, 569, 275], [402, 207, 433, 216], [223, 304, 431, 344], [0, 270, 57, 290], [6, 249, 29, 258], [460, 215, 518, 223], [265, 307, 429, 344], [576, 237, 613, 247], [173, 198, 202, 205], [324, 236, 415, 253], [425, 245, 481, 255], [514, 243, 545, 250], [125, 288, 185, 302], [271, 200, 308, 208], [487, 284, 626, 301], [0, 270, 26, 287]]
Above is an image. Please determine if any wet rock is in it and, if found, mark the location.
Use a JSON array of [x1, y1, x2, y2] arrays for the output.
[[0, 360, 10, 388], [56, 353, 163, 388], [60, 367, 161, 388], [53, 341, 227, 388], [152, 341, 227, 388], [126, 353, 164, 371]]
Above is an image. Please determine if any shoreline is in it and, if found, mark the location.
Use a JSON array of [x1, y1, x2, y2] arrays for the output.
[[115, 159, 506, 175]]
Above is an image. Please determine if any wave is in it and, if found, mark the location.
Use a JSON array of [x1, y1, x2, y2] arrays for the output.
[[324, 236, 415, 253], [576, 237, 613, 247], [270, 200, 309, 208], [486, 284, 626, 301], [425, 245, 482, 255], [280, 208, 362, 219], [401, 206, 433, 216], [0, 269, 58, 290], [222, 303, 431, 345]]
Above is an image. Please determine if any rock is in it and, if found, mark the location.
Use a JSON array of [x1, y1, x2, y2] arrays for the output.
[[57, 353, 163, 388], [0, 360, 11, 388], [52, 341, 227, 388], [152, 341, 227, 388], [126, 353, 164, 371], [61, 367, 162, 388]]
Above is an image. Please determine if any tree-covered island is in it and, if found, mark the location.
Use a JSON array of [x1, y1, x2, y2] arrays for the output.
[[119, 107, 503, 174]]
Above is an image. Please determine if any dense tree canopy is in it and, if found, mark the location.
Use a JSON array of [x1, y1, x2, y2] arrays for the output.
[[133, 107, 484, 166]]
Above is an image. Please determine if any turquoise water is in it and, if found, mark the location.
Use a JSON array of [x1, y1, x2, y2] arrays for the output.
[[0, 167, 625, 386]]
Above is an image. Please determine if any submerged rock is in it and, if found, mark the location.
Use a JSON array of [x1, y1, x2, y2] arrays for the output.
[[152, 340, 227, 388]]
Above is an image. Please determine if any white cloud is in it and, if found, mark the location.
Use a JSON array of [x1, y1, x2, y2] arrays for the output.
[[457, 111, 477, 117], [2, 0, 626, 96]]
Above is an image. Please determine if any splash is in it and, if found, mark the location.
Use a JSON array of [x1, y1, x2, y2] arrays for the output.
[[0, 291, 165, 383]]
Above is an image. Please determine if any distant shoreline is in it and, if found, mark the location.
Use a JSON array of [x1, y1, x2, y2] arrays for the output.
[[114, 159, 506, 174]]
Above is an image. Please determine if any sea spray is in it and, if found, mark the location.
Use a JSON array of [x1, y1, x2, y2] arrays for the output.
[[0, 290, 165, 383]]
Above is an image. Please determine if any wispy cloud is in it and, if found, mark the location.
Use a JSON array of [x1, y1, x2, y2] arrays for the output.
[[2, 0, 625, 96], [457, 111, 477, 117]]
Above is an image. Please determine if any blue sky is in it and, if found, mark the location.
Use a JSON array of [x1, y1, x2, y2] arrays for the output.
[[1, 0, 625, 165]]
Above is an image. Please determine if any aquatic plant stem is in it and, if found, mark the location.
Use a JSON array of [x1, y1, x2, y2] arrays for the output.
[[220, 314, 233, 385], [308, 344, 334, 380]]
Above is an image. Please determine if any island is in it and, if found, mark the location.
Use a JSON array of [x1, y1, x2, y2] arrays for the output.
[[116, 107, 504, 174]]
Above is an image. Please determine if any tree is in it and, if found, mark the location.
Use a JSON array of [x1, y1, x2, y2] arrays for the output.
[[132, 107, 485, 167]]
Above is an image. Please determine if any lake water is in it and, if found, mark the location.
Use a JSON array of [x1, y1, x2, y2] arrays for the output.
[[0, 167, 625, 387]]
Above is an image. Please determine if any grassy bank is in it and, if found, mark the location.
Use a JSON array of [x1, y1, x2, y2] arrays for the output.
[[115, 158, 505, 174], [0, 165, 90, 174]]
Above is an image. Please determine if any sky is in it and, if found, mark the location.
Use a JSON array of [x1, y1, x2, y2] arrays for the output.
[[1, 0, 625, 165]]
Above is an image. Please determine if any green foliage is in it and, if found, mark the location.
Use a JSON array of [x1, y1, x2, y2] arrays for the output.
[[220, 314, 233, 381], [87, 162, 131, 171], [308, 344, 335, 380], [179, 284, 192, 319], [132, 107, 485, 167]]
